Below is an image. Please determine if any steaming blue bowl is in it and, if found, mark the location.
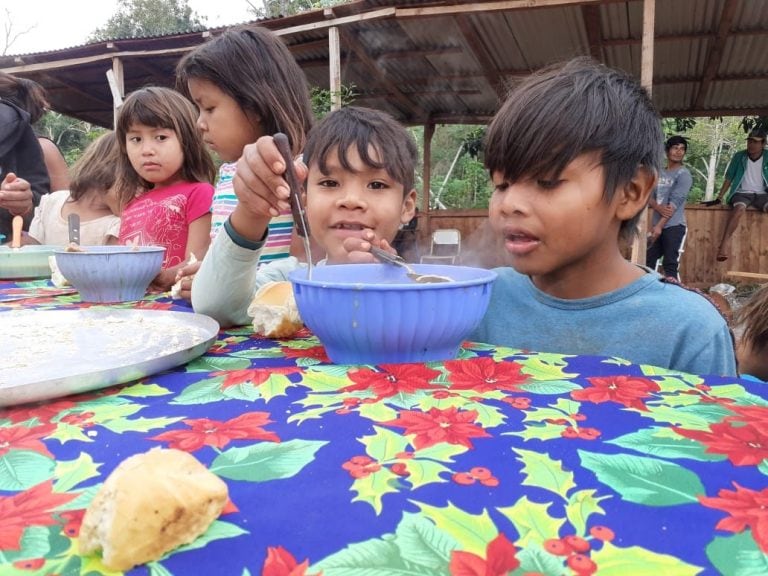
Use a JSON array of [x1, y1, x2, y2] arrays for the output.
[[54, 246, 165, 303], [289, 263, 497, 365]]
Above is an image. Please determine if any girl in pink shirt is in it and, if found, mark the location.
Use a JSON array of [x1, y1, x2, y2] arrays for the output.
[[114, 87, 216, 290]]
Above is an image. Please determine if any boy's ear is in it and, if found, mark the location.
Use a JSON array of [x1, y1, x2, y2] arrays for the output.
[[616, 165, 657, 221], [401, 188, 418, 223]]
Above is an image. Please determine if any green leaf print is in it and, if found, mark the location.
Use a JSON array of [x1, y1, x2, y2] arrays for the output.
[[564, 489, 609, 536], [357, 401, 399, 422], [54, 453, 101, 492], [591, 541, 702, 575], [0, 450, 55, 490], [258, 374, 293, 401], [759, 460, 768, 477], [706, 531, 768, 576], [402, 459, 451, 489], [513, 448, 575, 499], [0, 526, 50, 564], [412, 501, 498, 557], [102, 416, 185, 434], [504, 423, 564, 442], [415, 443, 468, 463], [517, 354, 578, 380], [312, 539, 415, 575], [516, 543, 567, 576], [116, 382, 171, 397], [518, 381, 582, 395], [172, 377, 230, 405], [211, 439, 328, 482], [607, 427, 727, 462], [185, 355, 251, 372], [171, 520, 249, 554], [361, 426, 410, 461], [351, 466, 399, 515], [637, 405, 715, 430], [395, 513, 457, 569], [578, 450, 704, 506], [497, 496, 565, 547]]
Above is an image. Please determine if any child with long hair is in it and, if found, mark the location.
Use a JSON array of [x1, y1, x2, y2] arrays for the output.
[[733, 285, 768, 381], [27, 132, 120, 245], [114, 86, 216, 290], [173, 25, 314, 299]]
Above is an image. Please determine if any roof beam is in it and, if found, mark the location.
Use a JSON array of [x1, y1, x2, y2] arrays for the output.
[[693, 0, 739, 110], [581, 4, 603, 60], [455, 14, 507, 101], [336, 26, 427, 122]]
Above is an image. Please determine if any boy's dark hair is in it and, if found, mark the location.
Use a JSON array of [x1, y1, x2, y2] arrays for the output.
[[176, 25, 314, 157], [303, 106, 418, 194], [735, 285, 768, 353], [484, 57, 662, 241], [115, 86, 216, 207], [665, 135, 688, 152], [69, 132, 119, 201]]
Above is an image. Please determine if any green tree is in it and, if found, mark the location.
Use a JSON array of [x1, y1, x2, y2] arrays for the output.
[[35, 113, 107, 166], [90, 0, 207, 41], [251, 0, 346, 18]]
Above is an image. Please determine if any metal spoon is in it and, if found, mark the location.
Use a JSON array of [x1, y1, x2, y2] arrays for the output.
[[273, 132, 312, 279], [370, 245, 452, 283], [68, 213, 80, 245]]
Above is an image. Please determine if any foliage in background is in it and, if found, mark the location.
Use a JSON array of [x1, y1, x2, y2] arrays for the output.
[[251, 0, 347, 18], [35, 113, 107, 165], [90, 0, 207, 41], [310, 84, 358, 119]]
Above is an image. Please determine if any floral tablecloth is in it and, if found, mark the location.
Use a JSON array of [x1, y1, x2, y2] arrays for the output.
[[0, 280, 766, 576]]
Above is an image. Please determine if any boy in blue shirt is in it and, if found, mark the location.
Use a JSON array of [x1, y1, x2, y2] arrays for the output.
[[468, 58, 736, 377]]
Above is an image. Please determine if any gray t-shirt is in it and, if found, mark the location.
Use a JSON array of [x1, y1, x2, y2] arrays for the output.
[[469, 267, 736, 377]]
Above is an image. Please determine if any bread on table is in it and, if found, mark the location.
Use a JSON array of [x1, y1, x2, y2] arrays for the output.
[[247, 280, 303, 338], [79, 447, 228, 571]]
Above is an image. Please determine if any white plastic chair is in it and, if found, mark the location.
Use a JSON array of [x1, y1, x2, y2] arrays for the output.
[[420, 228, 461, 264]]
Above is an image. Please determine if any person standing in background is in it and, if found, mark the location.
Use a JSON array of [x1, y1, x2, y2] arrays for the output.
[[0, 71, 50, 239], [646, 135, 692, 281], [714, 128, 768, 262]]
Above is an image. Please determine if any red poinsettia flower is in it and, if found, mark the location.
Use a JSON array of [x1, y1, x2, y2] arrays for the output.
[[150, 412, 280, 452], [214, 367, 299, 390], [449, 533, 519, 576], [674, 421, 768, 466], [341, 364, 442, 399], [699, 482, 768, 553], [444, 357, 528, 393], [0, 481, 78, 551], [0, 424, 55, 458], [571, 375, 660, 411], [724, 405, 768, 435], [282, 345, 330, 363], [382, 406, 490, 450], [262, 546, 319, 576], [59, 509, 85, 538], [1, 400, 77, 425]]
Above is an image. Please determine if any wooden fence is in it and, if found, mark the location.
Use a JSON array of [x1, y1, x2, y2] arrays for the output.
[[412, 205, 768, 288]]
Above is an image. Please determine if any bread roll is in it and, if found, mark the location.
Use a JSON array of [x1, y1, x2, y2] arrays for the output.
[[247, 280, 303, 338], [79, 448, 228, 571]]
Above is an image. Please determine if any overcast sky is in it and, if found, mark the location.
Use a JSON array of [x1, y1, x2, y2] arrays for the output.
[[3, 0, 257, 55]]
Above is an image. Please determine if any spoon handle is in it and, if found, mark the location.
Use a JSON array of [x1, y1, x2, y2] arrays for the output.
[[369, 245, 407, 266], [10, 215, 23, 249], [68, 213, 81, 245]]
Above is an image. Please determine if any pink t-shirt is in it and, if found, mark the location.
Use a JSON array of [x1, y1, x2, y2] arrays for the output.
[[118, 181, 214, 269]]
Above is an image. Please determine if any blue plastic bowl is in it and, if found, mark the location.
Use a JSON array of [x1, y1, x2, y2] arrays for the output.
[[289, 263, 497, 365], [54, 246, 165, 303]]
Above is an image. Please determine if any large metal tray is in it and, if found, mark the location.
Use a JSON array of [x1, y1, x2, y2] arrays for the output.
[[0, 309, 220, 407]]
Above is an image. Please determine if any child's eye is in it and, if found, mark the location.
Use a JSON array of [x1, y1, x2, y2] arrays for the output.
[[317, 179, 338, 188], [368, 181, 389, 190], [493, 181, 510, 193], [536, 179, 563, 190], [156, 134, 168, 142], [128, 136, 141, 144]]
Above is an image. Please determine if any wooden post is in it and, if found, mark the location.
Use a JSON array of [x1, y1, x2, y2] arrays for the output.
[[328, 26, 342, 111], [108, 57, 124, 128], [422, 123, 435, 234], [632, 0, 656, 265]]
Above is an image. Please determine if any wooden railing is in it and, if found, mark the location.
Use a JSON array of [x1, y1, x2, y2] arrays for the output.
[[412, 205, 768, 288]]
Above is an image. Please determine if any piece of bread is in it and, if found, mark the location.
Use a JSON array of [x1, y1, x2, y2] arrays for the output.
[[247, 280, 303, 338], [79, 448, 228, 571]]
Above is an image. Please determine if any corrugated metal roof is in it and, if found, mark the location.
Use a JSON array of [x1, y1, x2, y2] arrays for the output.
[[2, 0, 768, 127]]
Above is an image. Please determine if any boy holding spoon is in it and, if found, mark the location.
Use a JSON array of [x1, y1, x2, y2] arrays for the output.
[[192, 106, 418, 328]]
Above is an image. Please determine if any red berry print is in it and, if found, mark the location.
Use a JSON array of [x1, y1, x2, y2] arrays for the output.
[[571, 413, 587, 421], [589, 525, 615, 541], [567, 553, 597, 575], [577, 427, 601, 440], [543, 538, 571, 556], [390, 463, 410, 476], [480, 476, 499, 487], [349, 455, 373, 466], [12, 558, 45, 570], [469, 466, 492, 480], [452, 472, 476, 485], [433, 390, 453, 399], [561, 427, 579, 439], [563, 535, 591, 553]]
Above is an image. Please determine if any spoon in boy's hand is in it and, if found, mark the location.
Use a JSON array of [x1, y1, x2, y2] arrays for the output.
[[10, 215, 23, 249], [369, 245, 452, 283]]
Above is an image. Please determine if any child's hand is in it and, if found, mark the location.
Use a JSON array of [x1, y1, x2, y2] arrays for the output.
[[234, 136, 305, 218], [342, 230, 396, 264], [171, 258, 201, 301], [0, 173, 34, 216]]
